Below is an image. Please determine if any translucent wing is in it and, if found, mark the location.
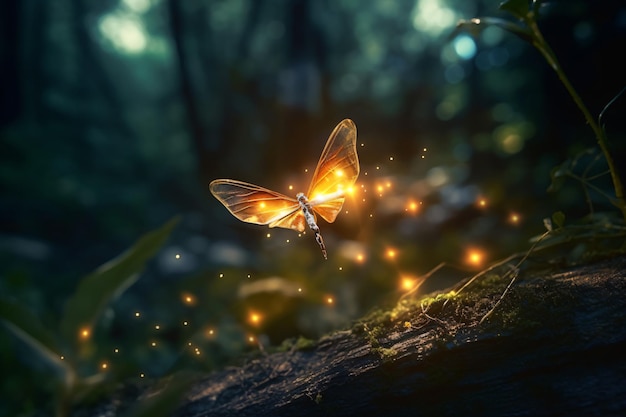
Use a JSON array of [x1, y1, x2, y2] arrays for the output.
[[307, 119, 360, 223], [268, 208, 308, 232], [209, 179, 306, 232]]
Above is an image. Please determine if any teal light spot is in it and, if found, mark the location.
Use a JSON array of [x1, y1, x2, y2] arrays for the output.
[[453, 34, 476, 60]]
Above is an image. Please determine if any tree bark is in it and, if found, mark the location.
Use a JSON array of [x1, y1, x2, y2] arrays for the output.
[[173, 255, 626, 417]]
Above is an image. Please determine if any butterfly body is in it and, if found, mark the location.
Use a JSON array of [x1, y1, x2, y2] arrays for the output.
[[296, 192, 327, 259], [210, 119, 359, 259]]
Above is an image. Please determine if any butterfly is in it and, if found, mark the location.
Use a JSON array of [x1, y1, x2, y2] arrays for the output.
[[209, 119, 360, 259]]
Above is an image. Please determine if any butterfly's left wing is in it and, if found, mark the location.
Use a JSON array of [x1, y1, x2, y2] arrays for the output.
[[209, 179, 306, 232], [307, 119, 360, 223]]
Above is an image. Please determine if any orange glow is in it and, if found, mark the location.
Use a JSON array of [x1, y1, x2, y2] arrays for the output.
[[399, 273, 427, 293], [406, 200, 420, 213], [477, 198, 487, 208], [101, 362, 108, 370], [79, 328, 90, 340], [356, 253, 366, 263], [259, 202, 266, 209], [386, 248, 398, 260], [182, 292, 196, 306], [401, 276, 416, 291], [248, 311, 262, 326], [509, 212, 521, 224], [326, 296, 334, 305], [466, 248, 486, 267]]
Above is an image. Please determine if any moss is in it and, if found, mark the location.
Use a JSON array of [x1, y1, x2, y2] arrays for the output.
[[293, 336, 317, 351], [349, 253, 611, 362], [372, 347, 398, 361], [277, 335, 317, 352], [418, 290, 458, 306], [362, 324, 386, 348]]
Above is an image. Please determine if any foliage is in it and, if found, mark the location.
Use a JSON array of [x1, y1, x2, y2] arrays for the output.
[[448, 0, 626, 320], [457, 0, 626, 221], [0, 217, 179, 417]]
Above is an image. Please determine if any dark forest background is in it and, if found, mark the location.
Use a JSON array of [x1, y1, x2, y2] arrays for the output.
[[1, 0, 625, 415]]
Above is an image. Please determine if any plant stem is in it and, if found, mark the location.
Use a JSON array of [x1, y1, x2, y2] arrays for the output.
[[526, 18, 626, 222]]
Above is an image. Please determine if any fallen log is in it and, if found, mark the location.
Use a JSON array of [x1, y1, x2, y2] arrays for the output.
[[173, 255, 626, 417]]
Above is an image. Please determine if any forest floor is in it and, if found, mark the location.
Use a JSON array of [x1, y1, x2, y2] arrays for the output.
[[77, 254, 626, 417]]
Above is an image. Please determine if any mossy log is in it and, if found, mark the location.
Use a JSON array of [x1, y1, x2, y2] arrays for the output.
[[173, 256, 626, 417], [77, 256, 626, 416]]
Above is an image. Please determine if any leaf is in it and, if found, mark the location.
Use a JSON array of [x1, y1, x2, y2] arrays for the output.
[[552, 211, 566, 229], [547, 160, 570, 193], [121, 373, 195, 417], [60, 216, 180, 347], [456, 17, 533, 43], [0, 298, 68, 373], [499, 0, 530, 21]]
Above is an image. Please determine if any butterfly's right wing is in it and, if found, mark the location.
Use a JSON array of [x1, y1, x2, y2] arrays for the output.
[[209, 179, 305, 232], [307, 119, 359, 223]]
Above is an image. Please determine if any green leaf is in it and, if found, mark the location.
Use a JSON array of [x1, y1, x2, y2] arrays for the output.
[[121, 373, 195, 417], [456, 17, 533, 43], [0, 298, 68, 373], [552, 211, 566, 229], [60, 216, 180, 347], [499, 0, 530, 21], [547, 160, 570, 193]]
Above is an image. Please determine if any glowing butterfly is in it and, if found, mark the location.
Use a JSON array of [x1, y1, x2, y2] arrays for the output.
[[209, 119, 360, 259]]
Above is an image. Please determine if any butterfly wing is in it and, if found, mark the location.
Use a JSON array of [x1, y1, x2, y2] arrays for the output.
[[307, 119, 360, 223], [209, 179, 306, 232]]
